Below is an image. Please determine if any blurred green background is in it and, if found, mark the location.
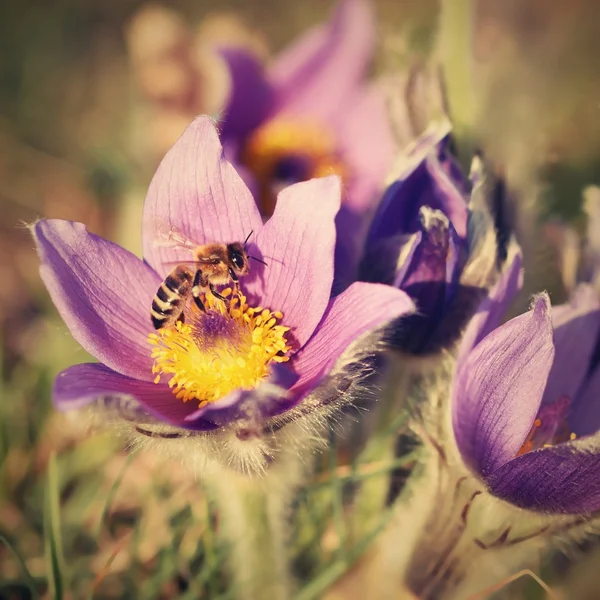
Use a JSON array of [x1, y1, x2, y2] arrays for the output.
[[1, 1, 600, 598]]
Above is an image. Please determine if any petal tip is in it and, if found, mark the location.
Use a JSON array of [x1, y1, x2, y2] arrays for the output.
[[166, 114, 225, 157], [530, 292, 552, 322], [26, 217, 44, 239], [529, 293, 555, 346], [324, 172, 343, 194], [190, 113, 223, 140], [33, 219, 87, 258]]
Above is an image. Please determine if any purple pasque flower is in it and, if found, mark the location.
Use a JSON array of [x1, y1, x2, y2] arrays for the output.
[[218, 0, 393, 215], [453, 264, 600, 514], [33, 116, 412, 437], [217, 0, 395, 291], [361, 120, 507, 354]]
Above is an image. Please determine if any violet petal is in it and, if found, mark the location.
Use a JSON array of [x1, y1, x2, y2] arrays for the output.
[[424, 152, 468, 239], [331, 85, 395, 212], [452, 295, 555, 477], [486, 438, 600, 514], [398, 208, 457, 318], [359, 230, 421, 289], [268, 22, 325, 93], [365, 127, 467, 251], [53, 363, 218, 429], [457, 250, 523, 363], [142, 116, 264, 276], [332, 206, 367, 295], [218, 48, 274, 140], [270, 0, 375, 120], [390, 232, 422, 288], [183, 363, 299, 428], [289, 282, 414, 401], [398, 120, 453, 173], [542, 285, 600, 409], [34, 220, 159, 381], [570, 365, 600, 437], [245, 176, 341, 348], [384, 209, 465, 354]]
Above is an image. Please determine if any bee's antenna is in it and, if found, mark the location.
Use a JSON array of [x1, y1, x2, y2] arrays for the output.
[[244, 232, 265, 265], [249, 255, 268, 267]]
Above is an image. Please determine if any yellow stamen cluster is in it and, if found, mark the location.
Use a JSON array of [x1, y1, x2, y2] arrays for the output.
[[148, 289, 292, 407], [242, 118, 348, 215]]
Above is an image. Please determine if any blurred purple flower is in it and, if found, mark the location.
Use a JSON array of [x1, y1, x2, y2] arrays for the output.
[[361, 121, 509, 354], [33, 116, 412, 435], [219, 0, 393, 212], [217, 0, 395, 289], [453, 270, 600, 514]]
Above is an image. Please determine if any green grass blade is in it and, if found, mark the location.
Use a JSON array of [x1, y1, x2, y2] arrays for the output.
[[44, 452, 65, 600], [0, 535, 41, 600], [94, 450, 136, 538]]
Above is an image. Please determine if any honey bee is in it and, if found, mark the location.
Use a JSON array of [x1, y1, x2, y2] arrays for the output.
[[150, 223, 265, 330]]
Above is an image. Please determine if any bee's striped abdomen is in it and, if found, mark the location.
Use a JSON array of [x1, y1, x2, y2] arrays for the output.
[[150, 283, 181, 329], [151, 266, 193, 330]]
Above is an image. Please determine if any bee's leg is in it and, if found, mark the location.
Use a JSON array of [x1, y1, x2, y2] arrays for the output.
[[228, 267, 240, 293], [209, 284, 229, 305], [191, 270, 206, 312], [193, 295, 206, 312]]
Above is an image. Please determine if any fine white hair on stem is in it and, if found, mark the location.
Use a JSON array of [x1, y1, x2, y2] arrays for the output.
[[361, 349, 600, 600]]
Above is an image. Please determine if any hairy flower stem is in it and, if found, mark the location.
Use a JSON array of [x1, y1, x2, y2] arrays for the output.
[[357, 354, 595, 600], [358, 353, 565, 599], [370, 439, 583, 600], [402, 475, 486, 600], [209, 476, 289, 600], [202, 424, 318, 600]]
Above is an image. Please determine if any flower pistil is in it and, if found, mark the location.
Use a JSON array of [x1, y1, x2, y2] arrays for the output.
[[149, 289, 292, 406]]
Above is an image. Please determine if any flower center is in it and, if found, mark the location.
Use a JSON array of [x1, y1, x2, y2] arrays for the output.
[[517, 395, 577, 456], [148, 290, 292, 407], [242, 118, 348, 216]]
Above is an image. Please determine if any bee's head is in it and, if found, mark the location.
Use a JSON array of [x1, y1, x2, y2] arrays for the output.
[[227, 242, 251, 275]]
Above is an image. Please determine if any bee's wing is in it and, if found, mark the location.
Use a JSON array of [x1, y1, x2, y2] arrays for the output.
[[151, 218, 198, 251]]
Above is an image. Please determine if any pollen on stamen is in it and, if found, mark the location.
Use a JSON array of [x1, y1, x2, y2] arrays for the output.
[[517, 419, 542, 456], [517, 395, 576, 456], [147, 292, 292, 407]]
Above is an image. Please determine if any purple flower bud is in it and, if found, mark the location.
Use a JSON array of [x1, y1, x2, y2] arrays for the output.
[[362, 121, 511, 355], [454, 279, 600, 514]]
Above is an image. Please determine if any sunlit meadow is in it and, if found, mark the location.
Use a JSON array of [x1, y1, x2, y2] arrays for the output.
[[2, 1, 600, 599]]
